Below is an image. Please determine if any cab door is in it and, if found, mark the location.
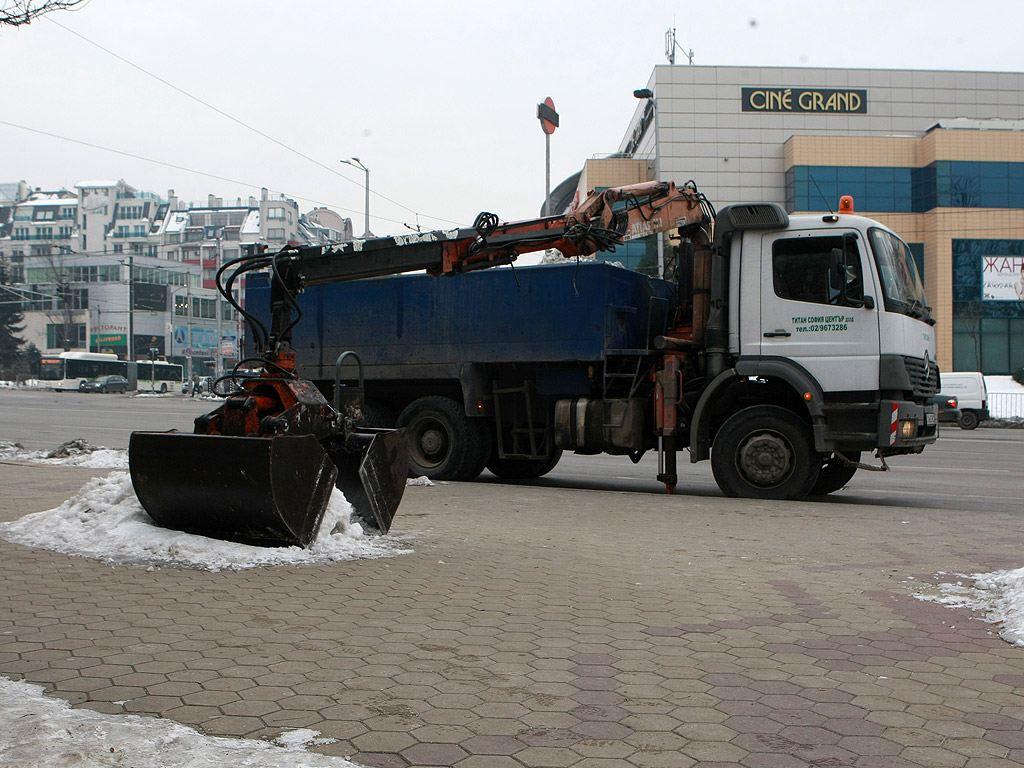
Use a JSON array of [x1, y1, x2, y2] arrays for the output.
[[759, 230, 880, 392]]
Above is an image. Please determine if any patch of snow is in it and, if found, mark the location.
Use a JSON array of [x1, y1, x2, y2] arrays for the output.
[[916, 566, 1024, 647], [0, 439, 128, 469], [0, 676, 359, 768], [0, 472, 410, 571]]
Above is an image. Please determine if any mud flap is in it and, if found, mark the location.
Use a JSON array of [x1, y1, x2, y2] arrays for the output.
[[129, 431, 338, 548], [328, 429, 408, 534]]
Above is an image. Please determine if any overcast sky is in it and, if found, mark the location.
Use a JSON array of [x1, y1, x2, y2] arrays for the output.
[[2, 0, 1022, 236]]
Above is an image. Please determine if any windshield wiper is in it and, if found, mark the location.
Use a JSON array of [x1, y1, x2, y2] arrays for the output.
[[908, 299, 936, 325]]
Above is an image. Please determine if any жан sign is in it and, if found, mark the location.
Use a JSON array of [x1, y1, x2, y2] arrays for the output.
[[742, 87, 867, 114]]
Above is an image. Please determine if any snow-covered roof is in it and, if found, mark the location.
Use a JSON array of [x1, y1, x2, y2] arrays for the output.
[[18, 191, 77, 206], [241, 210, 260, 235], [929, 118, 1024, 132], [74, 180, 121, 189], [161, 212, 190, 234]]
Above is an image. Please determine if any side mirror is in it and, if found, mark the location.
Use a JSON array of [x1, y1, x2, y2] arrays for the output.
[[830, 247, 871, 308]]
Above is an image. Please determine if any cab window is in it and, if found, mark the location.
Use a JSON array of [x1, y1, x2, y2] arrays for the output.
[[772, 235, 864, 307]]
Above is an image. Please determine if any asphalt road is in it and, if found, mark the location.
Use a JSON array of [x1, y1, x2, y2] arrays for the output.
[[1, 388, 1021, 514]]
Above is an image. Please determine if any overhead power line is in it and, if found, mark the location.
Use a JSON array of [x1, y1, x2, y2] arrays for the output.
[[0, 118, 415, 227], [44, 16, 460, 227]]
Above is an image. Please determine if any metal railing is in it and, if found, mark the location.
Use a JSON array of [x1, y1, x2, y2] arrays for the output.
[[988, 392, 1024, 419]]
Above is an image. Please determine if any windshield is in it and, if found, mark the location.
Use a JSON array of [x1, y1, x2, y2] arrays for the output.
[[39, 359, 63, 381], [868, 227, 932, 322]]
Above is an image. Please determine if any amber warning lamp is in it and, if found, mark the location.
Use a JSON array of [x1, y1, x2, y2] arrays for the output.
[[839, 195, 854, 213]]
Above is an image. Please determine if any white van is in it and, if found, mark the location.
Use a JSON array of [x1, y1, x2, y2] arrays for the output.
[[938, 372, 989, 430]]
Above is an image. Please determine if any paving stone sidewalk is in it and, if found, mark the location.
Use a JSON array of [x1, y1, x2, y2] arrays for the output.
[[1, 461, 1023, 768]]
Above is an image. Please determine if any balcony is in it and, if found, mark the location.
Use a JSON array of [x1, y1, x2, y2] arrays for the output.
[[10, 233, 73, 241]]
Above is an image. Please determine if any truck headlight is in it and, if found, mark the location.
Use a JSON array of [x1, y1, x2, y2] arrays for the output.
[[900, 420, 916, 439]]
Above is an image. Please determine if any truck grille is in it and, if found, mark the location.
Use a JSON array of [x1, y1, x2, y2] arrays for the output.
[[904, 356, 940, 397]]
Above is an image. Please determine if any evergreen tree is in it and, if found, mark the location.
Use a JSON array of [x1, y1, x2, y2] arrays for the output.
[[0, 264, 27, 379]]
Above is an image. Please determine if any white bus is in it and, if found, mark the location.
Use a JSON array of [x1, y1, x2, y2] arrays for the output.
[[39, 352, 128, 391], [135, 360, 184, 393]]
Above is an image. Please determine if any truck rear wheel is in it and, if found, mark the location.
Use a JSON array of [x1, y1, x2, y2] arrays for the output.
[[396, 396, 490, 481], [486, 449, 562, 480], [711, 405, 819, 500], [959, 410, 980, 430], [811, 451, 860, 495]]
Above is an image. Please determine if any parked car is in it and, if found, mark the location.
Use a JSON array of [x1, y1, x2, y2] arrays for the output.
[[930, 393, 960, 425], [79, 374, 130, 394], [937, 372, 989, 430]]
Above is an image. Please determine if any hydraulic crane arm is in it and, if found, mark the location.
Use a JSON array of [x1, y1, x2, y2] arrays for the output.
[[262, 179, 711, 287]]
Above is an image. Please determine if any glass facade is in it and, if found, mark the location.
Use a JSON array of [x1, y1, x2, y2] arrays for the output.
[[593, 237, 660, 276], [786, 162, 1024, 213], [950, 238, 1024, 374], [588, 187, 662, 276]]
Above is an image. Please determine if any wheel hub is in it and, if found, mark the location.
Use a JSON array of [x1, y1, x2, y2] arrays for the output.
[[418, 427, 446, 458], [737, 431, 792, 487]]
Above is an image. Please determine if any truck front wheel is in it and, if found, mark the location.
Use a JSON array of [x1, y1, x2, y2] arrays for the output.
[[397, 396, 490, 481], [711, 406, 819, 500]]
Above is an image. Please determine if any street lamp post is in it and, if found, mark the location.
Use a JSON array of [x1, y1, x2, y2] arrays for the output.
[[340, 157, 372, 238], [171, 284, 194, 385], [633, 87, 663, 276]]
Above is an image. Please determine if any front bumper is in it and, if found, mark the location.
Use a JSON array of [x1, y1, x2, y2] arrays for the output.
[[878, 400, 939, 451]]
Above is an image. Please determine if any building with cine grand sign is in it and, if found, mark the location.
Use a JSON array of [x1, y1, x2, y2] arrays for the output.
[[574, 66, 1024, 374]]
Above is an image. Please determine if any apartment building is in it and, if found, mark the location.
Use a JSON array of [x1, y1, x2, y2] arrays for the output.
[[0, 180, 352, 376]]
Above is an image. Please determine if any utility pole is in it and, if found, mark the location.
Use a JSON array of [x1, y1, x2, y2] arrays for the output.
[[186, 281, 193, 385], [127, 254, 134, 362], [215, 230, 223, 379]]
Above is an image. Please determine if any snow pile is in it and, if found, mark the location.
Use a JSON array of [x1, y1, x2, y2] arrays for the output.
[[0, 471, 410, 571], [0, 676, 360, 768], [0, 439, 128, 469], [917, 567, 1024, 647]]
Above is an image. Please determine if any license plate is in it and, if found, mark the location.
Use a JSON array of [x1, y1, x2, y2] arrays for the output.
[[925, 412, 936, 426]]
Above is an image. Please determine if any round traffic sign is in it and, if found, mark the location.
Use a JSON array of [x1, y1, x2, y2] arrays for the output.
[[537, 97, 559, 135]]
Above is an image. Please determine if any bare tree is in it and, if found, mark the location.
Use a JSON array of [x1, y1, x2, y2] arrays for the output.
[[0, 0, 85, 26], [956, 300, 985, 371], [38, 248, 80, 351]]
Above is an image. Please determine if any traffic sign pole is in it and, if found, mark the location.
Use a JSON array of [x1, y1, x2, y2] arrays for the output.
[[537, 97, 559, 217]]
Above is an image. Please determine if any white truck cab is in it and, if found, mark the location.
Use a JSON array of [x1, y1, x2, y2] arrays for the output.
[[711, 203, 938, 473]]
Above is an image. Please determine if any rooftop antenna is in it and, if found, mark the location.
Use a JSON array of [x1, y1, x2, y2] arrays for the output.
[[665, 26, 694, 65]]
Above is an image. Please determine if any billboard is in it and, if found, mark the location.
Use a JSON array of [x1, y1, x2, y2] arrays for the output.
[[982, 255, 1024, 301]]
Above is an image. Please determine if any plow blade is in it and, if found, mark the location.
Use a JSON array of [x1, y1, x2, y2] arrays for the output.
[[129, 431, 338, 548], [328, 428, 409, 535]]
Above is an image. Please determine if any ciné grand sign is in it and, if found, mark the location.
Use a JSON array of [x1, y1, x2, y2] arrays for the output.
[[741, 87, 867, 114]]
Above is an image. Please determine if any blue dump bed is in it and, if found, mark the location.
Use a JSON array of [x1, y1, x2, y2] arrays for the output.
[[246, 262, 675, 380]]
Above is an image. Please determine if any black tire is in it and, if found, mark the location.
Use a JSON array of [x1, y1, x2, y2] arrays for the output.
[[78, 381, 88, 392], [461, 419, 494, 481], [711, 405, 819, 500], [159, 383, 168, 393], [101, 385, 109, 394], [396, 396, 490, 481], [486, 449, 563, 479], [811, 451, 860, 495], [959, 410, 980, 430]]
